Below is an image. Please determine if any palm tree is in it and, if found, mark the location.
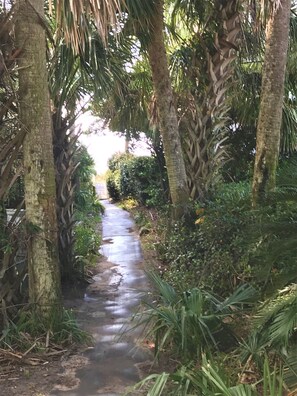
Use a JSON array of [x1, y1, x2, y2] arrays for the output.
[[13, 0, 126, 316], [173, 0, 241, 200], [146, 0, 189, 218], [15, 0, 62, 319], [252, 0, 291, 206]]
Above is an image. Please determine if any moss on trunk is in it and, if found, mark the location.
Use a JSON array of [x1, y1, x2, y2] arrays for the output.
[[252, 0, 291, 206]]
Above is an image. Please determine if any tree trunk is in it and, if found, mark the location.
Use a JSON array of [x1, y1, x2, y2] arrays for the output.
[[252, 0, 291, 206], [53, 114, 77, 280], [15, 0, 62, 318], [181, 0, 241, 201], [147, 0, 189, 219]]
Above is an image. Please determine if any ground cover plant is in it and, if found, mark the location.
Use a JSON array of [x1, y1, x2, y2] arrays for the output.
[[129, 273, 297, 395], [137, 272, 258, 361], [0, 308, 91, 352]]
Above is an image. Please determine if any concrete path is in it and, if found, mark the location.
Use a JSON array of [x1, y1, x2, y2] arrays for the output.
[[95, 182, 108, 200], [52, 201, 151, 396]]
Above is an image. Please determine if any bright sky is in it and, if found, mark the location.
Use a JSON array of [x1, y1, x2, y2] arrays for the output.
[[77, 112, 150, 175]]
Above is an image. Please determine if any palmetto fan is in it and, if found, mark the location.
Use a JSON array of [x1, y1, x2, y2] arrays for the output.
[[264, 286, 297, 392]]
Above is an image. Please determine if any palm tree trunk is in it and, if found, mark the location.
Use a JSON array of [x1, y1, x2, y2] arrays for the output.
[[15, 0, 62, 318], [183, 0, 241, 201], [252, 0, 291, 206], [53, 114, 78, 280], [147, 0, 189, 219]]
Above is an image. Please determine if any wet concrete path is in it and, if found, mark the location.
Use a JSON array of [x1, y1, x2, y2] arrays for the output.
[[52, 200, 151, 396]]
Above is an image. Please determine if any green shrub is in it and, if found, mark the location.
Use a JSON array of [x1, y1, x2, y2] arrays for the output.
[[120, 155, 165, 206], [131, 356, 285, 396], [130, 275, 295, 395], [106, 169, 121, 201], [74, 145, 97, 210], [73, 146, 103, 274], [74, 221, 100, 261], [156, 182, 254, 295], [106, 153, 130, 201], [156, 172, 297, 296], [106, 152, 166, 207]]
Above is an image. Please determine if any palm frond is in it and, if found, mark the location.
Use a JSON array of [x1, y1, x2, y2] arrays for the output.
[[261, 358, 283, 396], [240, 332, 269, 367], [138, 273, 256, 361], [255, 284, 297, 349], [147, 270, 179, 305], [128, 372, 170, 395], [201, 356, 256, 395], [283, 345, 297, 391], [130, 351, 289, 396], [217, 284, 258, 313]]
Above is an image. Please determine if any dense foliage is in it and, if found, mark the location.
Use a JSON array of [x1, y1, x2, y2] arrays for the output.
[[73, 145, 104, 273], [156, 182, 252, 295], [154, 173, 297, 296], [131, 274, 296, 395], [106, 152, 166, 207]]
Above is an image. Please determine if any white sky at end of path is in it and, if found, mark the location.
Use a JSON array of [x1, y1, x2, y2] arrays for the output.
[[77, 112, 151, 175]]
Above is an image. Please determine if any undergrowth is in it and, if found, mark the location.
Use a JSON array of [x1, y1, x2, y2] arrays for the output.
[[144, 179, 297, 296], [0, 307, 91, 352], [124, 167, 297, 395], [73, 197, 104, 278], [128, 274, 297, 395], [146, 182, 254, 295]]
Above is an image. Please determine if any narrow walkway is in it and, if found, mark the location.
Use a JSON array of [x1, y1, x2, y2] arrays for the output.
[[52, 201, 151, 396]]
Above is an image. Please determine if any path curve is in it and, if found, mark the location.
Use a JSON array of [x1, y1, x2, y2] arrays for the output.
[[52, 201, 151, 396]]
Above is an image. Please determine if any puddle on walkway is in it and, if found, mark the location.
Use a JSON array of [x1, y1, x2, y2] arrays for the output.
[[52, 201, 152, 396]]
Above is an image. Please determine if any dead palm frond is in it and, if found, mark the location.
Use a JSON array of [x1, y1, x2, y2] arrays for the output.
[[51, 0, 158, 54], [50, 0, 123, 52]]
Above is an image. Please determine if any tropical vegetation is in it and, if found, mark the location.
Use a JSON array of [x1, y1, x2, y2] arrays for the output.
[[0, 0, 297, 393]]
